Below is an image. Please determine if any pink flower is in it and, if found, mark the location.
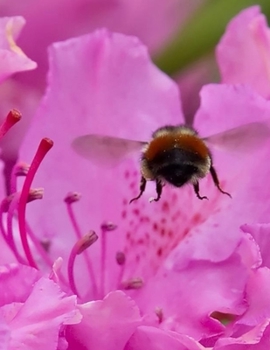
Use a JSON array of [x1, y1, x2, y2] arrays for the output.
[[217, 6, 270, 99], [0, 6, 270, 348], [0, 27, 264, 348]]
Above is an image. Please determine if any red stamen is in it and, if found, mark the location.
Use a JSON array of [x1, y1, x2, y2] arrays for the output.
[[18, 138, 53, 268], [68, 231, 98, 297], [0, 109, 21, 138]]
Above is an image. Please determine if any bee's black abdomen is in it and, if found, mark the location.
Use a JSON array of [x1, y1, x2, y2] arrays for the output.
[[158, 163, 197, 187], [145, 148, 205, 187]]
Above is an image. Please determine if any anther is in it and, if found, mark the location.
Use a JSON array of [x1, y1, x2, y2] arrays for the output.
[[121, 277, 144, 290], [0, 109, 22, 138], [14, 162, 29, 177], [10, 162, 30, 194], [116, 251, 126, 265], [101, 222, 117, 231], [76, 231, 98, 255], [28, 188, 44, 202], [64, 192, 81, 204], [155, 307, 164, 323]]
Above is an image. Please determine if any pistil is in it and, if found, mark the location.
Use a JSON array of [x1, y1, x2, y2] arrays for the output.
[[18, 138, 53, 268]]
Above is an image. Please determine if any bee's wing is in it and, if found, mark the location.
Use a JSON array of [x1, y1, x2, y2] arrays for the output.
[[71, 134, 146, 167], [203, 119, 270, 152]]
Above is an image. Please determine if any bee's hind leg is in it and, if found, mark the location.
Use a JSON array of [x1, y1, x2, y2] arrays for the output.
[[193, 181, 208, 200], [149, 179, 164, 202], [210, 166, 232, 198], [130, 176, 147, 204]]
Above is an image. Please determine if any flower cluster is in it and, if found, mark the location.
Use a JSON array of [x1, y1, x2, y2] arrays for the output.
[[0, 4, 269, 350]]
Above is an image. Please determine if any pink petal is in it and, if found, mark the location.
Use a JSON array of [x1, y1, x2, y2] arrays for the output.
[[66, 290, 141, 350], [134, 251, 248, 340], [0, 315, 10, 350], [169, 84, 270, 268], [217, 6, 270, 98], [0, 264, 40, 306], [241, 223, 270, 269], [125, 326, 205, 350], [215, 320, 270, 350], [236, 268, 270, 328], [4, 276, 81, 350], [0, 16, 36, 82]]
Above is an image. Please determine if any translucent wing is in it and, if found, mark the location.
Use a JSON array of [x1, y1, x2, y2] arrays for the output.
[[71, 134, 146, 167], [203, 119, 270, 152]]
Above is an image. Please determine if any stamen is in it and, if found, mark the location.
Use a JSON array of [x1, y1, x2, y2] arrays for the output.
[[0, 109, 21, 138], [64, 192, 82, 240], [121, 277, 144, 290], [64, 192, 81, 205], [116, 251, 126, 288], [116, 251, 126, 265], [100, 222, 117, 298], [65, 192, 98, 297], [68, 231, 98, 297], [18, 138, 53, 268], [10, 162, 29, 194], [155, 307, 164, 324]]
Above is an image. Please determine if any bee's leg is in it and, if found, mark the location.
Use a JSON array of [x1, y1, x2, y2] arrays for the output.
[[150, 179, 164, 202], [210, 166, 232, 198], [193, 181, 208, 200], [129, 176, 147, 203]]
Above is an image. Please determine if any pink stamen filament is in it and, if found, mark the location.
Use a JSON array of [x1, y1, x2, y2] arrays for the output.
[[0, 197, 23, 262], [65, 195, 98, 297], [0, 109, 21, 138], [68, 231, 98, 297], [7, 192, 27, 264], [18, 138, 53, 268]]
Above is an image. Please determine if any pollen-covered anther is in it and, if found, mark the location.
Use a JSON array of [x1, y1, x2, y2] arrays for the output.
[[116, 251, 126, 265], [27, 188, 44, 202], [121, 277, 144, 290], [101, 221, 117, 231], [0, 109, 22, 138], [64, 192, 81, 204], [14, 162, 30, 177], [155, 307, 164, 323], [76, 231, 98, 255]]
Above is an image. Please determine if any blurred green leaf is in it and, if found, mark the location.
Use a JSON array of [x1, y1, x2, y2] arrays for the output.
[[154, 0, 270, 75]]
